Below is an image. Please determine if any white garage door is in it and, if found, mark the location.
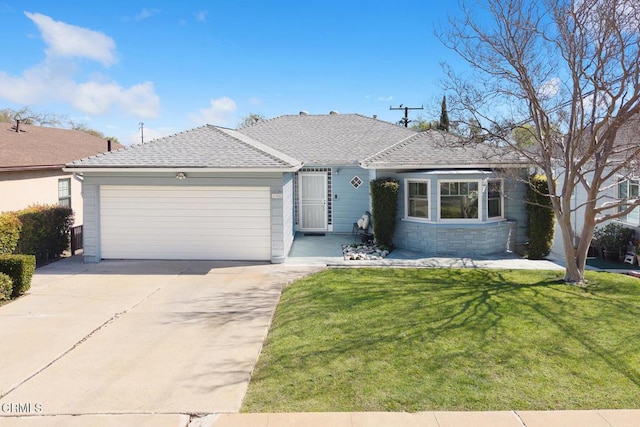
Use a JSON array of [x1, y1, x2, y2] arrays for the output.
[[100, 186, 271, 260]]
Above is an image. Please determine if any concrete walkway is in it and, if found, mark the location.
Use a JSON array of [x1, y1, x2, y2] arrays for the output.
[[286, 233, 566, 270], [208, 410, 640, 427]]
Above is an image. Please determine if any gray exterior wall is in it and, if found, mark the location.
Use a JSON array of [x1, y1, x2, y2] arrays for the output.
[[80, 171, 286, 263], [331, 166, 370, 232], [282, 173, 295, 257], [375, 169, 528, 256]]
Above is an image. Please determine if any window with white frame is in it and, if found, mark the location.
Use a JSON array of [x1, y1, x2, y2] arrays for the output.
[[487, 179, 504, 219], [406, 180, 429, 219], [618, 178, 640, 224], [58, 178, 71, 208], [439, 180, 479, 220]]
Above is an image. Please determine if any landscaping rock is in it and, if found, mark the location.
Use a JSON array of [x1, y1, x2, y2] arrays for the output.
[[342, 242, 392, 261]]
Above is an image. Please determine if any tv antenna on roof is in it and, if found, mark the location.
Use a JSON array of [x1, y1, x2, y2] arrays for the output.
[[389, 104, 423, 127]]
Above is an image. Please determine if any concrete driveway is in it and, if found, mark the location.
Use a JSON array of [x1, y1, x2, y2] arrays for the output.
[[0, 257, 320, 426]]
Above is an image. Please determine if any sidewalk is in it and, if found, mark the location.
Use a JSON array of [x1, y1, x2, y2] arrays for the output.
[[205, 409, 640, 426]]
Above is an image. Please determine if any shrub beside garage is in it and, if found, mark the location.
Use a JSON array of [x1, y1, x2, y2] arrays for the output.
[[0, 205, 72, 300], [0, 272, 13, 300]]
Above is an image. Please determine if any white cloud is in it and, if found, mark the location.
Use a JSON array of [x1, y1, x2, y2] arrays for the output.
[[25, 12, 117, 66], [377, 95, 393, 101], [135, 8, 160, 21], [249, 97, 262, 106], [189, 97, 237, 126], [195, 10, 208, 23], [0, 13, 160, 118], [537, 77, 561, 100], [73, 80, 159, 117]]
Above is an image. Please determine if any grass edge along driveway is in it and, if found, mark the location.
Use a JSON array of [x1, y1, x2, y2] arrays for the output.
[[242, 268, 640, 412]]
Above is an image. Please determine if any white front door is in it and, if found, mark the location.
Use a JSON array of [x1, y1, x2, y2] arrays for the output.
[[299, 172, 327, 230]]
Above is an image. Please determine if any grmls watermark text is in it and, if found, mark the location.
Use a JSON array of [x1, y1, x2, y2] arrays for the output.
[[1, 402, 43, 413]]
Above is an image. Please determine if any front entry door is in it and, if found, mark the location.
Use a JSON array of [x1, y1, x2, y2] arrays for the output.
[[299, 172, 327, 230]]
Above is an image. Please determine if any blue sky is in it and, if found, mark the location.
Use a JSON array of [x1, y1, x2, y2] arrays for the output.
[[0, 1, 465, 144]]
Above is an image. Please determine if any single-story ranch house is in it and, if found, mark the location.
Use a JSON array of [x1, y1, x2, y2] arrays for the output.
[[65, 113, 530, 263]]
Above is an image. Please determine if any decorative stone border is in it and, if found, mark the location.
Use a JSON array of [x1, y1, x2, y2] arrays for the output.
[[342, 243, 390, 260]]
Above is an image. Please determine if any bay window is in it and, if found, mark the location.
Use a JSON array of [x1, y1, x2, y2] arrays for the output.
[[406, 180, 429, 220], [439, 180, 479, 220], [487, 179, 503, 219]]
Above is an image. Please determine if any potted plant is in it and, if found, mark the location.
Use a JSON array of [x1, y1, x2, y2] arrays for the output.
[[593, 223, 634, 262]]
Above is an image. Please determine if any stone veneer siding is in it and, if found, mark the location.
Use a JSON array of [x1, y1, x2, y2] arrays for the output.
[[394, 221, 517, 256]]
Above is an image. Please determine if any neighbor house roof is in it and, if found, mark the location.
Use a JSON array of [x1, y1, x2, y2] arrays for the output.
[[0, 122, 116, 172], [238, 113, 416, 165], [360, 129, 530, 169], [66, 125, 302, 172]]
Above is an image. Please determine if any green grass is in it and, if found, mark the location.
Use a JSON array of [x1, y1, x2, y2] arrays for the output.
[[242, 268, 640, 412]]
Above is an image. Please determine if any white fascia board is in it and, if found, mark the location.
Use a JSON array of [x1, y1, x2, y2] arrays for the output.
[[359, 163, 531, 170], [63, 166, 302, 173]]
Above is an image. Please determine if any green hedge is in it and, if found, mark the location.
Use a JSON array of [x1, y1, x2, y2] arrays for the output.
[[370, 178, 399, 246], [0, 272, 12, 300], [14, 205, 74, 265], [0, 254, 36, 298], [526, 174, 555, 259], [0, 212, 21, 254]]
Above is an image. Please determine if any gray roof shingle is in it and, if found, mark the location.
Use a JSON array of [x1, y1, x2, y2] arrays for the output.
[[239, 113, 416, 165], [360, 130, 529, 169], [66, 125, 301, 170]]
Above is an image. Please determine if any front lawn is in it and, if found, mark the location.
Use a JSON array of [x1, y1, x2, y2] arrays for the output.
[[242, 268, 640, 412]]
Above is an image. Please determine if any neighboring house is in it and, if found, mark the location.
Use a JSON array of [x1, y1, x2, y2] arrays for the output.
[[0, 121, 117, 225], [65, 113, 530, 263], [550, 118, 640, 259]]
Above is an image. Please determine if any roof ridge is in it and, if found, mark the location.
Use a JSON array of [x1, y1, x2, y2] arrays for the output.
[[211, 126, 302, 168], [359, 130, 421, 166]]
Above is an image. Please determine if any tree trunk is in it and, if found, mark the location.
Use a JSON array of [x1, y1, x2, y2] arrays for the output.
[[557, 212, 585, 283]]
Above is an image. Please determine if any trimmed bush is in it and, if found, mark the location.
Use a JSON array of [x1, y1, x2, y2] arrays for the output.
[[0, 212, 22, 254], [526, 174, 555, 259], [0, 254, 36, 298], [0, 272, 12, 300], [14, 205, 74, 265], [370, 178, 399, 246]]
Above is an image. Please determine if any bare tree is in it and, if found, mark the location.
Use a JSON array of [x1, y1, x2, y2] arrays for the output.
[[0, 107, 68, 126], [439, 0, 640, 283], [237, 113, 266, 128]]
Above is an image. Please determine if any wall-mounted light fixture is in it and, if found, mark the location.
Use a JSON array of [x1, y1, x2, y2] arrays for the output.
[[175, 172, 187, 180]]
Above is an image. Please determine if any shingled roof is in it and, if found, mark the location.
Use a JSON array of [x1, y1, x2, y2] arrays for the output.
[[0, 122, 116, 172], [238, 113, 416, 165], [66, 125, 301, 171], [360, 129, 529, 169]]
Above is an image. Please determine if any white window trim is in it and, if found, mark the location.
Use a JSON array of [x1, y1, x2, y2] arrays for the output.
[[437, 179, 483, 223], [487, 178, 505, 221], [616, 176, 640, 225], [58, 178, 71, 208], [404, 178, 431, 222]]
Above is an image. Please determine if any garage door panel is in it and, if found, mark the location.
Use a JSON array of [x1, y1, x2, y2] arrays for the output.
[[100, 186, 271, 260]]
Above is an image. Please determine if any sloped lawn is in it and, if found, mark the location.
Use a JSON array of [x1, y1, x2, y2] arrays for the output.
[[243, 268, 640, 412]]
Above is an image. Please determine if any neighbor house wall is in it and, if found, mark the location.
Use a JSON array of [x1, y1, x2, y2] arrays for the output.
[[81, 172, 285, 263], [0, 169, 83, 225]]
